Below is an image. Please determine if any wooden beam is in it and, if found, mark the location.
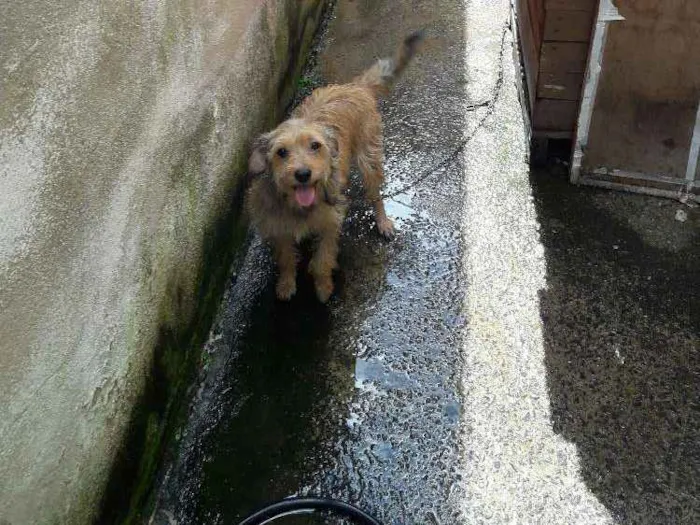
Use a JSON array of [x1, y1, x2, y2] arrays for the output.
[[540, 42, 589, 73], [533, 99, 579, 130], [543, 10, 595, 42], [545, 0, 596, 11], [537, 71, 585, 100]]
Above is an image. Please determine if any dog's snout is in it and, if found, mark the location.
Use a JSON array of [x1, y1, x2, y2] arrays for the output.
[[294, 168, 312, 183]]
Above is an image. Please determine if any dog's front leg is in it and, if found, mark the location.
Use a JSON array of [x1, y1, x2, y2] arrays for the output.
[[273, 237, 298, 300], [309, 228, 340, 303]]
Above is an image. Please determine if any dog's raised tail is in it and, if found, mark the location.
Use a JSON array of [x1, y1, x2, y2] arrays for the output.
[[354, 30, 425, 96]]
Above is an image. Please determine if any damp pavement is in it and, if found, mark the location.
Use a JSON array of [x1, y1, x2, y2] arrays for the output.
[[149, 0, 700, 524]]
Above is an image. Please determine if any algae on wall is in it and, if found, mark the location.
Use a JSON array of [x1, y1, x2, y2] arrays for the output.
[[98, 1, 328, 523]]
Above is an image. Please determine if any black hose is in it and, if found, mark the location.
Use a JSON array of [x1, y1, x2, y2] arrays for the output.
[[237, 497, 382, 525]]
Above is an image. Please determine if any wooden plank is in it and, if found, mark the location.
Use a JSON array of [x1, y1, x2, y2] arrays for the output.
[[545, 0, 596, 11], [688, 102, 700, 182], [586, 99, 699, 179], [537, 70, 584, 100], [539, 42, 588, 73], [584, 0, 700, 180], [515, 0, 544, 115], [543, 9, 594, 42], [527, 0, 546, 49], [577, 173, 700, 202], [533, 98, 579, 131]]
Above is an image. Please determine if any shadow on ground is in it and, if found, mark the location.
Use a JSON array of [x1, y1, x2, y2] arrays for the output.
[[189, 207, 393, 523], [197, 275, 339, 518], [532, 149, 700, 524]]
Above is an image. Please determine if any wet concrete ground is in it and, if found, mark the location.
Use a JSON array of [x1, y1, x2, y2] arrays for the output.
[[149, 0, 699, 523], [533, 152, 700, 524]]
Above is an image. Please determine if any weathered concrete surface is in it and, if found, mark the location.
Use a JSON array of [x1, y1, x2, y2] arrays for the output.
[[0, 1, 325, 523], [460, 3, 698, 524], [145, 0, 699, 524], [458, 2, 614, 522]]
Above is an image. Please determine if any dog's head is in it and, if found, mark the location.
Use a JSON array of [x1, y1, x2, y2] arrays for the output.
[[248, 119, 338, 211]]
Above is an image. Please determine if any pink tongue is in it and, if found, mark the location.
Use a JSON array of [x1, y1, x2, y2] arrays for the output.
[[295, 186, 316, 207]]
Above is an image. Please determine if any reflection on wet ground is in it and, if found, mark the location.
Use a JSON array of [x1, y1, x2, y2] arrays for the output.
[[150, 0, 471, 522]]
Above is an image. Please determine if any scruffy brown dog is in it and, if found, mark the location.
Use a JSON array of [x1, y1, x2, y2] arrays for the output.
[[246, 32, 424, 302]]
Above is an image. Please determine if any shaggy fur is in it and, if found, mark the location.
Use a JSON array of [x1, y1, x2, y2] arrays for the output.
[[246, 31, 424, 302]]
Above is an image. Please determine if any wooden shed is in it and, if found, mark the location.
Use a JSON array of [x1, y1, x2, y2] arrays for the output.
[[516, 0, 700, 201]]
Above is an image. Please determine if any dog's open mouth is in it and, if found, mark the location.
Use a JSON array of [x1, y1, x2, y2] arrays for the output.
[[294, 185, 316, 207]]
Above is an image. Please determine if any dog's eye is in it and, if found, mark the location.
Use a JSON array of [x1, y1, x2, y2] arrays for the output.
[[276, 148, 288, 158], [310, 141, 321, 151]]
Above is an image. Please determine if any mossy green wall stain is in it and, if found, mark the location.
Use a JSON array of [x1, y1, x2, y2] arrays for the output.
[[100, 129, 261, 525], [98, 2, 327, 523], [102, 192, 251, 524]]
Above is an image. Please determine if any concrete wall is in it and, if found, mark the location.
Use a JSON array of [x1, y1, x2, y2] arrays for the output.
[[0, 1, 324, 523]]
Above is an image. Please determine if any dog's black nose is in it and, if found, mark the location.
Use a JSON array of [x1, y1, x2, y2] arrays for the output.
[[294, 168, 311, 183]]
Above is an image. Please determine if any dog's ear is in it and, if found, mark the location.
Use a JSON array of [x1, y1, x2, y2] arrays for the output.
[[248, 133, 270, 174], [322, 126, 339, 158]]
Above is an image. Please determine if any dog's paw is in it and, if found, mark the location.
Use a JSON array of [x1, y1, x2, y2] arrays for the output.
[[376, 217, 395, 239], [314, 275, 334, 303], [276, 277, 297, 301]]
